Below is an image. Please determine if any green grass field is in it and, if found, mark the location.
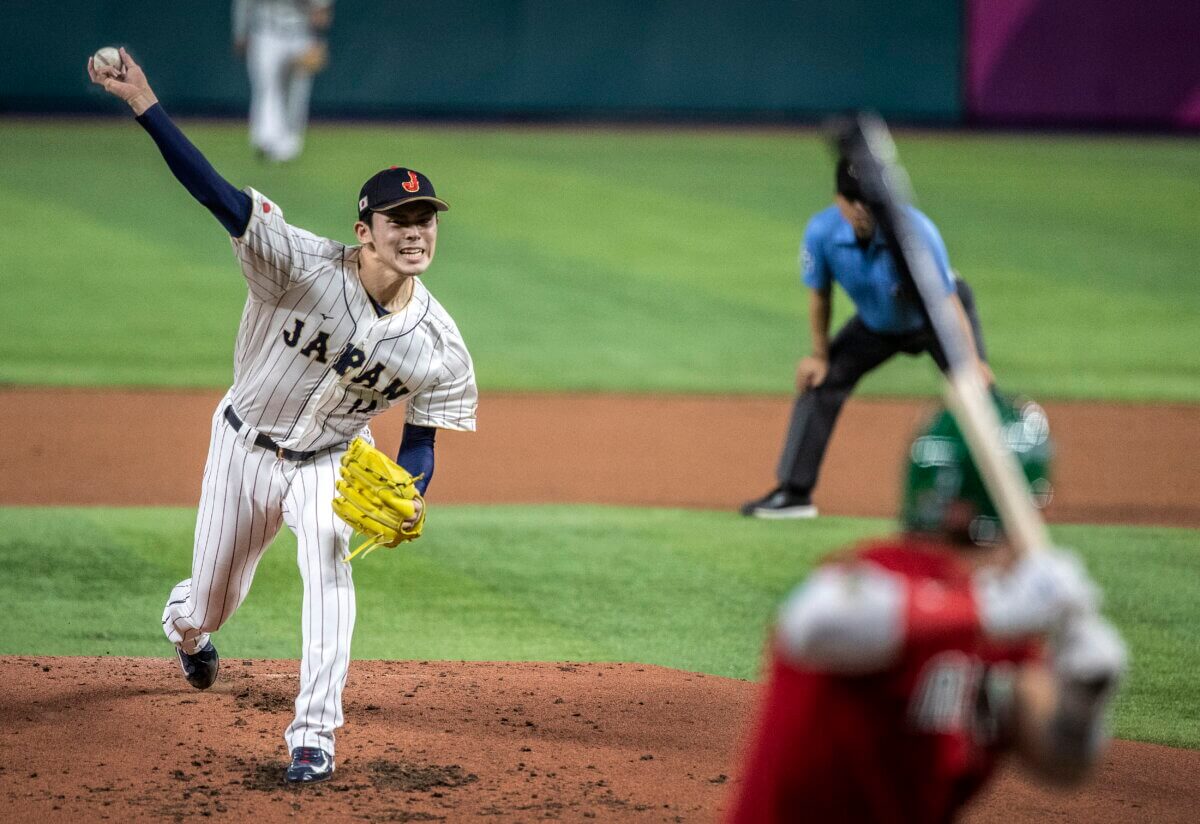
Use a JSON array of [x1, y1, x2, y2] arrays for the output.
[[2, 118, 1196, 756], [1, 120, 1197, 399], [0, 506, 1196, 749]]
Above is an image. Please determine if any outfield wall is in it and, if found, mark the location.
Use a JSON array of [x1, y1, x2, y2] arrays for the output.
[[966, 0, 1200, 128], [3, 1, 1196, 129], [2, 0, 962, 120]]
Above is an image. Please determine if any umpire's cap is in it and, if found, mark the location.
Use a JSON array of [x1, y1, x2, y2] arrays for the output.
[[358, 167, 449, 220]]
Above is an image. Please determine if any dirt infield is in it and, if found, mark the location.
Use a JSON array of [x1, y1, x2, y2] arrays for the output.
[[2, 388, 1198, 525], [1, 387, 1197, 821]]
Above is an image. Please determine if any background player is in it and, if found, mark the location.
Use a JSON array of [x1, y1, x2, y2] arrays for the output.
[[233, 0, 333, 162], [741, 158, 993, 518], [89, 47, 476, 784], [727, 396, 1126, 822]]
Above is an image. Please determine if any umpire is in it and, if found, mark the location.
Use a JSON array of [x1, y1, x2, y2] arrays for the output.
[[741, 158, 993, 518]]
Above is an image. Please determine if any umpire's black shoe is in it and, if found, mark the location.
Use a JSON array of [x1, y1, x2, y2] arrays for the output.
[[286, 747, 335, 784], [740, 487, 818, 519], [176, 641, 219, 690]]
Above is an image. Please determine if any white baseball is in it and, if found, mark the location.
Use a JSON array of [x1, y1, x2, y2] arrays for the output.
[[93, 46, 124, 77]]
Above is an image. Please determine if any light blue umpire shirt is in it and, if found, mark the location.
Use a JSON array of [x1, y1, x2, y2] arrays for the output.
[[800, 204, 955, 335]]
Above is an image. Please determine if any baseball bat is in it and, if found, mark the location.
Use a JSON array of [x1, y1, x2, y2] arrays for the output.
[[832, 113, 1050, 556]]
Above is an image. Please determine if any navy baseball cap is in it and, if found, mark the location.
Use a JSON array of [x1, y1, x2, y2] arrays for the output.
[[358, 167, 449, 219]]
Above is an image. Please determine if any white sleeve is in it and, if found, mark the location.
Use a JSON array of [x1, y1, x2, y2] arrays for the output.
[[405, 337, 477, 432], [775, 563, 907, 674], [231, 188, 335, 301]]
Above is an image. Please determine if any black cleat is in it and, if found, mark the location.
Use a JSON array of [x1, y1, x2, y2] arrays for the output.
[[740, 487, 818, 519], [286, 747, 335, 784], [176, 641, 219, 690]]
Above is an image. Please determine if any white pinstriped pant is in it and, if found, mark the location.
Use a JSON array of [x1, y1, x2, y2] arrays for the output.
[[247, 30, 315, 162], [162, 396, 357, 755]]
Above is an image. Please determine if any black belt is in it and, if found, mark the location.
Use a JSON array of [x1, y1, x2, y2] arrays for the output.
[[223, 406, 319, 462]]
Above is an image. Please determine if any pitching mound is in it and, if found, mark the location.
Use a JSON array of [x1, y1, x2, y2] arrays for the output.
[[2, 656, 1197, 823], [1, 656, 748, 822]]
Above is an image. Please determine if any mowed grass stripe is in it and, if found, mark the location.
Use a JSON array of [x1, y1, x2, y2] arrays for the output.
[[0, 122, 1197, 398], [0, 505, 1196, 748]]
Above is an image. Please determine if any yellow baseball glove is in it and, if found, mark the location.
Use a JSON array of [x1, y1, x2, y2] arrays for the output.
[[332, 437, 425, 562], [292, 41, 328, 75]]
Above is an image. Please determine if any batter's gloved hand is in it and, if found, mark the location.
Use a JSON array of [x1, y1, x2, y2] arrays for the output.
[[332, 437, 425, 562], [1053, 613, 1127, 698], [1048, 614, 1128, 763], [973, 549, 1100, 641]]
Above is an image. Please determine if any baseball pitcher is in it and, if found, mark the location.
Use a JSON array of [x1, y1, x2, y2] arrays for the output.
[[89, 47, 476, 785]]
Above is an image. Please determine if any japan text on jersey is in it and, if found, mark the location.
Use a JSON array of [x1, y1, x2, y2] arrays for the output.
[[226, 189, 477, 453]]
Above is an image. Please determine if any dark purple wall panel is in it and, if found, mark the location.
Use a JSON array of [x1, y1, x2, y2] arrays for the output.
[[967, 0, 1200, 128]]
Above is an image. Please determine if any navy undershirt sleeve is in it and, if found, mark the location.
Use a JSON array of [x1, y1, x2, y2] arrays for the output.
[[135, 103, 252, 236], [397, 423, 436, 495]]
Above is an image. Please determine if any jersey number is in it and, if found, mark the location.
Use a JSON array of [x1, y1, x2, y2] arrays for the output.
[[347, 398, 378, 416]]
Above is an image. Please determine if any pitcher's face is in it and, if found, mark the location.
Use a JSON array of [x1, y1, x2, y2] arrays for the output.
[[357, 204, 439, 277]]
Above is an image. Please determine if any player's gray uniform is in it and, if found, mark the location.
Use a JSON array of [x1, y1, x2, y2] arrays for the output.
[[233, 0, 331, 161], [162, 188, 476, 755]]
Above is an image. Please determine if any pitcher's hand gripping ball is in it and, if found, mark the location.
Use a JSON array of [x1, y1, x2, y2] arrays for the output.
[[92, 46, 124, 78], [333, 438, 426, 562]]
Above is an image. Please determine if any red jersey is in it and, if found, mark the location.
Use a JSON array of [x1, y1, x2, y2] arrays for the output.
[[727, 538, 1038, 824]]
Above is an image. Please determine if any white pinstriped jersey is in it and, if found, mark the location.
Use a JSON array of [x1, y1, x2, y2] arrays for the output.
[[227, 188, 477, 453]]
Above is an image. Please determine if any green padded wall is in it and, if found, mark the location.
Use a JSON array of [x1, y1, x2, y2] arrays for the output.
[[1, 1, 962, 121]]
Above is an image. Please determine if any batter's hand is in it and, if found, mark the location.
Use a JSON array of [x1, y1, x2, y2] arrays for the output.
[[974, 549, 1100, 641], [88, 48, 158, 115], [796, 355, 829, 390], [1053, 613, 1127, 694]]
